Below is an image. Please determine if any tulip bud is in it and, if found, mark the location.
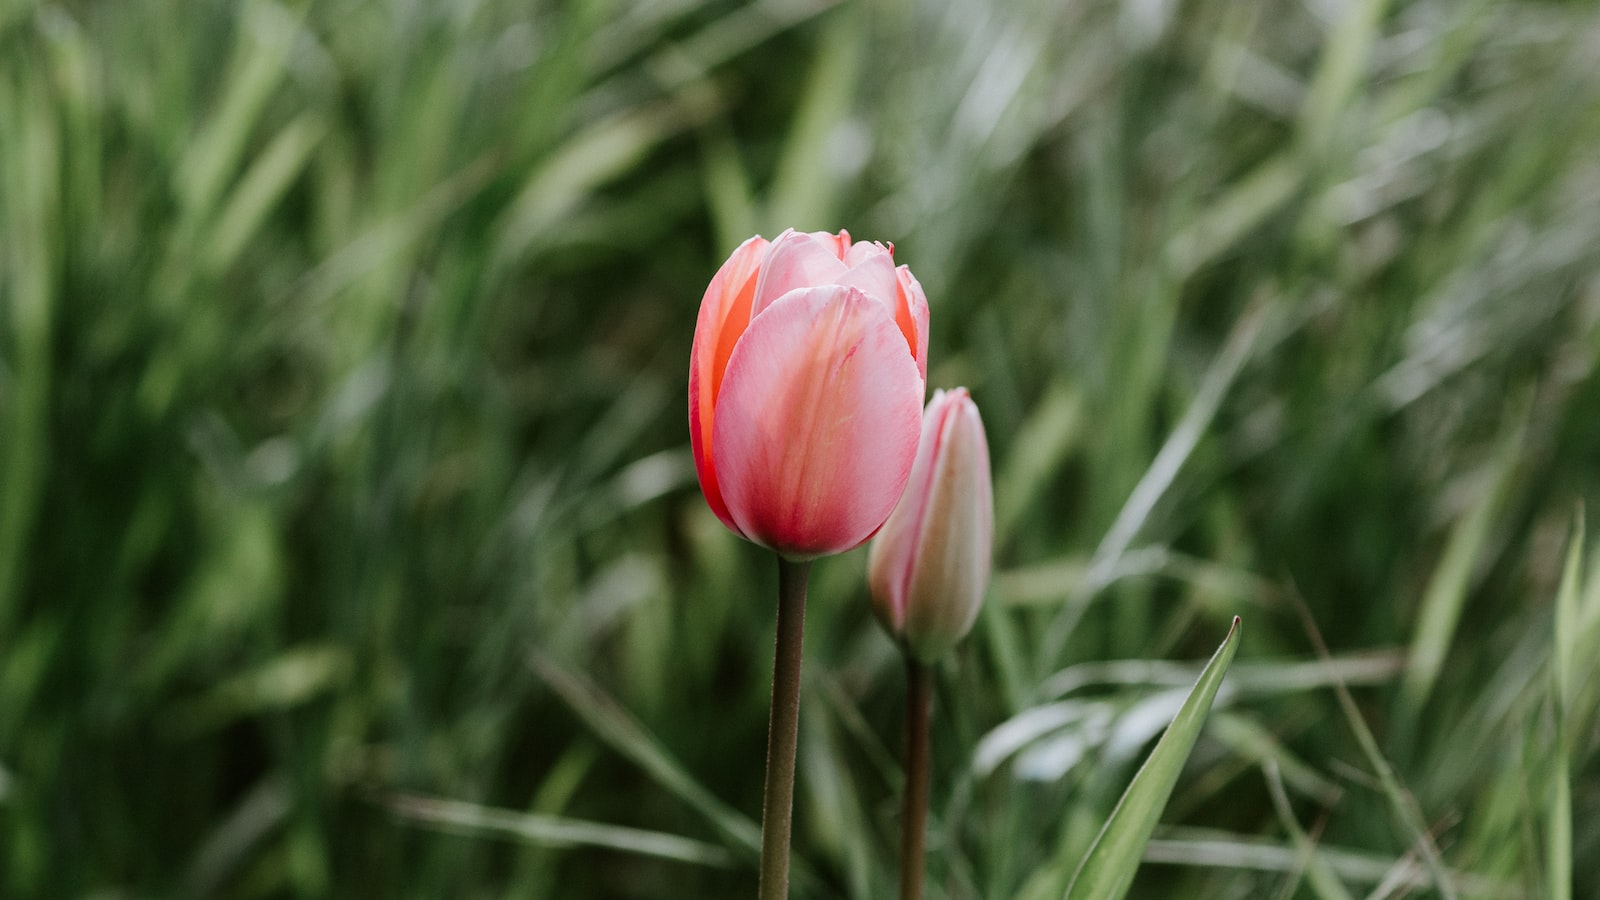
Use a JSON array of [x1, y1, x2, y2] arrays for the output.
[[689, 230, 930, 559], [868, 388, 994, 662]]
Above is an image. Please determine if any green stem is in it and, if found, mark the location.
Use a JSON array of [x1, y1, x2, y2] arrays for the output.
[[758, 556, 811, 900], [900, 656, 932, 900]]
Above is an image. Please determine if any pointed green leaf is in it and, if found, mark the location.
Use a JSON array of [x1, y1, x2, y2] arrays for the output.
[[1063, 617, 1241, 900]]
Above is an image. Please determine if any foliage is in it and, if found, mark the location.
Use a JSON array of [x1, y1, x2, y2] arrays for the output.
[[2, 0, 1599, 896]]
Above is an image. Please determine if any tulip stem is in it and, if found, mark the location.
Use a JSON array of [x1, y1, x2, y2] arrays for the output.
[[758, 556, 811, 900], [900, 656, 932, 900]]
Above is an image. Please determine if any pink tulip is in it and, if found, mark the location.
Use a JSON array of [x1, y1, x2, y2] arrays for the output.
[[868, 388, 993, 662], [689, 229, 930, 559]]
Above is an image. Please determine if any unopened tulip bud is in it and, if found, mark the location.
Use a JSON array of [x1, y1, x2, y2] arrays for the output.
[[868, 388, 994, 662]]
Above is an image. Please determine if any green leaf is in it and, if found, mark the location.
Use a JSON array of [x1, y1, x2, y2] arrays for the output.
[[1063, 617, 1241, 900]]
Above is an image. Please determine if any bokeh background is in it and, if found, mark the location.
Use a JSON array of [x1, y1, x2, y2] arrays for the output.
[[4, 0, 1600, 896]]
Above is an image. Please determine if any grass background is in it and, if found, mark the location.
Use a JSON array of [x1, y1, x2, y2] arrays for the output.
[[3, 0, 1600, 896]]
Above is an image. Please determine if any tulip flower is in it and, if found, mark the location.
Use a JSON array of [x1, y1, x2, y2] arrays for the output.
[[866, 387, 992, 900], [689, 229, 930, 560], [869, 387, 994, 663], [689, 229, 930, 900]]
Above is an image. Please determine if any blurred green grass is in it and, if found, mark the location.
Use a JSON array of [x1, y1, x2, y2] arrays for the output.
[[3, 0, 1600, 896]]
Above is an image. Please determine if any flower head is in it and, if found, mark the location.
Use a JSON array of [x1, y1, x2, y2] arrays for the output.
[[689, 229, 930, 559]]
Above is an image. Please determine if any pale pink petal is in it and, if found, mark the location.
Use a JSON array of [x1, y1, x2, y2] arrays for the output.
[[805, 228, 850, 257], [689, 234, 768, 534], [751, 230, 850, 319], [843, 239, 887, 268], [836, 246, 900, 312], [713, 285, 925, 558]]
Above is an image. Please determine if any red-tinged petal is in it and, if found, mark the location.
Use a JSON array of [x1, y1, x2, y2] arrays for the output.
[[689, 235, 768, 533], [804, 228, 851, 257], [751, 230, 850, 319], [713, 285, 925, 558], [896, 265, 931, 380]]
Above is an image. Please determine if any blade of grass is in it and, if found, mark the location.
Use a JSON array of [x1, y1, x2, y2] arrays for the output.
[[490, 98, 713, 274], [1140, 829, 1516, 898], [1061, 616, 1241, 900], [203, 112, 328, 275], [530, 655, 762, 857], [181, 775, 292, 896], [1085, 305, 1270, 584], [532, 656, 829, 895], [0, 65, 59, 643], [1395, 391, 1529, 741], [1289, 593, 1461, 900], [1040, 651, 1403, 701], [299, 150, 503, 308], [174, 0, 303, 223], [1298, 0, 1390, 155], [384, 792, 736, 868], [1165, 156, 1301, 280], [1546, 509, 1581, 900], [1263, 759, 1355, 900], [509, 742, 601, 900], [800, 699, 877, 899], [1567, 506, 1600, 746], [1207, 713, 1342, 808], [1551, 506, 1583, 737], [700, 123, 757, 252], [764, 6, 863, 232], [994, 380, 1083, 551], [1040, 300, 1270, 678]]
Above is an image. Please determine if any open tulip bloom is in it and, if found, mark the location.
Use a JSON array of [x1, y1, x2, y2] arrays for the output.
[[688, 229, 929, 898], [690, 228, 930, 559]]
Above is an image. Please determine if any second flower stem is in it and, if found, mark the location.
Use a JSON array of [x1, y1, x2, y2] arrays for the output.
[[900, 656, 932, 900], [758, 556, 811, 900]]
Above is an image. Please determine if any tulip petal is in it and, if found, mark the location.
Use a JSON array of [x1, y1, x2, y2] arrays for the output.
[[689, 235, 768, 533], [868, 389, 948, 630], [751, 230, 850, 319], [836, 244, 900, 312], [815, 228, 851, 257], [713, 285, 925, 558], [843, 239, 881, 268], [896, 265, 931, 381]]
